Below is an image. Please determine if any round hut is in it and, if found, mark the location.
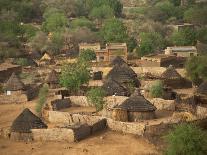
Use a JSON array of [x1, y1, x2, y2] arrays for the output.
[[115, 90, 156, 121], [106, 64, 141, 88], [5, 72, 25, 96], [10, 108, 47, 141], [46, 69, 59, 89], [102, 78, 130, 96], [111, 56, 127, 66]]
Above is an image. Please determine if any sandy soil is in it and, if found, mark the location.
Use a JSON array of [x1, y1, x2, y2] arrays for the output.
[[0, 102, 160, 155]]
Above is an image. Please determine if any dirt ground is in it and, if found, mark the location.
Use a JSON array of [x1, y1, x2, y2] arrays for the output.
[[0, 102, 160, 155]]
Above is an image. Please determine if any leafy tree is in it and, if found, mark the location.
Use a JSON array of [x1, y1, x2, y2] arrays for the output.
[[59, 61, 91, 91], [137, 32, 165, 56], [79, 49, 96, 62], [100, 18, 128, 42], [127, 37, 137, 53], [185, 56, 207, 85], [165, 123, 207, 155], [197, 27, 207, 43], [169, 0, 181, 6], [170, 28, 197, 46], [86, 87, 106, 111], [36, 84, 49, 115], [149, 80, 164, 98], [89, 5, 114, 21], [71, 17, 95, 30]]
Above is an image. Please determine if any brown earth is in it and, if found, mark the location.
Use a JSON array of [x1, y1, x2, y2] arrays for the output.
[[0, 101, 160, 155]]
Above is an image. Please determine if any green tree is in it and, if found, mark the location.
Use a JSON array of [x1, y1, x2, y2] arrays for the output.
[[79, 49, 96, 62], [137, 32, 165, 56], [70, 17, 95, 30], [36, 84, 49, 115], [185, 56, 207, 85], [170, 28, 197, 46], [59, 61, 91, 91], [127, 37, 137, 53], [149, 80, 164, 98], [165, 123, 207, 155], [197, 27, 207, 43], [100, 18, 128, 42], [86, 87, 106, 111]]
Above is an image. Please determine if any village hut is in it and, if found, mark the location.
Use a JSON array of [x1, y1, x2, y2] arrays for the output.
[[10, 108, 47, 141], [115, 89, 156, 121], [102, 78, 130, 96], [111, 56, 127, 66], [39, 53, 54, 66], [46, 69, 59, 89], [5, 72, 25, 95], [161, 65, 191, 89], [106, 64, 141, 88], [92, 71, 103, 80], [196, 81, 207, 104]]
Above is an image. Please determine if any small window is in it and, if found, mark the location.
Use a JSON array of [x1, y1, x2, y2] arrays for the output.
[[6, 91, 11, 95], [99, 56, 104, 61]]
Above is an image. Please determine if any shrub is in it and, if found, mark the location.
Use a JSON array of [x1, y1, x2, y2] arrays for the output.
[[14, 58, 29, 66], [36, 84, 49, 115], [165, 123, 207, 155], [149, 80, 163, 98], [86, 88, 106, 111], [79, 49, 96, 62]]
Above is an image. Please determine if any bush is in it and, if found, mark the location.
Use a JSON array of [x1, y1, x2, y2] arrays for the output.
[[36, 84, 49, 115], [149, 80, 163, 98], [14, 58, 29, 66], [86, 88, 106, 111], [79, 49, 96, 62], [165, 123, 207, 155]]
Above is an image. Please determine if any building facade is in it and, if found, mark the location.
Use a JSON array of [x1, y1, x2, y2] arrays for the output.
[[165, 46, 198, 57]]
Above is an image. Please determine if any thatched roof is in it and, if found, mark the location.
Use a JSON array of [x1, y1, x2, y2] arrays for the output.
[[106, 64, 140, 87], [102, 78, 130, 96], [197, 81, 207, 95], [11, 108, 47, 133], [46, 70, 59, 84], [161, 65, 182, 79], [116, 89, 156, 112], [5, 73, 25, 91], [40, 53, 52, 61], [111, 56, 126, 66]]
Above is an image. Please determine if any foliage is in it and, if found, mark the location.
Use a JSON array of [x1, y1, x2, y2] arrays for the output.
[[149, 80, 163, 98], [137, 32, 165, 57], [21, 24, 39, 40], [197, 27, 207, 43], [14, 58, 29, 66], [79, 49, 96, 62], [59, 61, 91, 91], [71, 17, 95, 30], [165, 123, 207, 155], [86, 87, 106, 111], [127, 37, 137, 53], [170, 27, 197, 46], [36, 84, 49, 115], [100, 18, 128, 42], [185, 56, 207, 85]]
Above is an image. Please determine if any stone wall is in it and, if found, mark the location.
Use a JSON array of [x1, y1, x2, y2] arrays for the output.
[[149, 98, 175, 111], [196, 106, 207, 118], [0, 91, 28, 104]]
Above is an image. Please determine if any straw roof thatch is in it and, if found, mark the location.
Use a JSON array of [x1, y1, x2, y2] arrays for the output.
[[116, 89, 156, 112], [102, 78, 130, 96], [106, 64, 140, 87], [5, 73, 25, 91], [111, 56, 126, 66], [161, 65, 182, 79], [11, 108, 47, 133], [197, 81, 207, 95], [40, 53, 52, 61], [46, 69, 59, 84]]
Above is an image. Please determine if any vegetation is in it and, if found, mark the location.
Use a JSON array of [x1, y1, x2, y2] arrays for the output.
[[14, 58, 29, 66], [165, 123, 207, 155], [79, 49, 96, 62], [36, 84, 49, 115], [185, 56, 207, 85], [86, 87, 106, 111], [149, 80, 164, 98]]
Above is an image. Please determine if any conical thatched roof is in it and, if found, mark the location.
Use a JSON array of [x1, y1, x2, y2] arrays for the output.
[[46, 70, 59, 84], [106, 64, 140, 87], [40, 53, 52, 61], [161, 65, 182, 79], [102, 78, 130, 96], [197, 81, 207, 95], [111, 56, 126, 66], [5, 73, 25, 91], [116, 89, 156, 112], [11, 108, 47, 133]]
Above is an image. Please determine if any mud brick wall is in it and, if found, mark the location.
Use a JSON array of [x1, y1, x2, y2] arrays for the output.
[[0, 92, 28, 104], [148, 98, 175, 111], [196, 106, 207, 118]]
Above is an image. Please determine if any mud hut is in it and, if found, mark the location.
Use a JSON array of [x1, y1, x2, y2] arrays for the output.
[[115, 90, 156, 121], [10, 108, 47, 141], [111, 56, 126, 66], [92, 71, 103, 80], [161, 65, 191, 89], [5, 72, 25, 95], [106, 64, 141, 88], [46, 69, 59, 89], [102, 78, 130, 96]]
